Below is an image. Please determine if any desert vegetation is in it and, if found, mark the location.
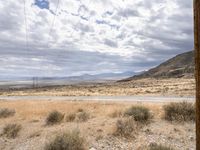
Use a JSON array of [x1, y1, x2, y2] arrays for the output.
[[45, 130, 86, 150], [66, 113, 76, 122], [148, 143, 174, 150], [0, 78, 195, 97], [65, 110, 90, 122], [0, 108, 15, 118], [0, 100, 195, 149], [1, 123, 22, 139], [124, 106, 151, 123], [163, 102, 195, 122], [113, 118, 137, 138], [109, 109, 123, 118], [46, 110, 64, 125], [76, 111, 90, 122]]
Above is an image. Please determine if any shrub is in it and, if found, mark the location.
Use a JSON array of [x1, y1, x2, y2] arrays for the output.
[[76, 111, 90, 122], [46, 110, 64, 125], [124, 106, 151, 123], [109, 110, 123, 118], [2, 123, 22, 138], [0, 108, 15, 118], [45, 130, 86, 150], [66, 113, 76, 122], [113, 118, 137, 138], [163, 102, 195, 122], [149, 143, 174, 150], [77, 108, 84, 112]]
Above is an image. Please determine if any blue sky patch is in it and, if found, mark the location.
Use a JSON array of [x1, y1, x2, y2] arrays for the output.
[[34, 0, 49, 10]]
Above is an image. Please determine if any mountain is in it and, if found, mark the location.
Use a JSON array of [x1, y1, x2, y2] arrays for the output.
[[0, 71, 137, 84], [56, 71, 137, 81], [121, 51, 194, 81]]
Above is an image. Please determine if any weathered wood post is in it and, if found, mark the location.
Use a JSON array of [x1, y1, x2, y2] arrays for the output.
[[194, 0, 200, 149]]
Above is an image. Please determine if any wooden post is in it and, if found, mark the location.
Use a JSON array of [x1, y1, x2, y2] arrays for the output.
[[194, 0, 200, 149]]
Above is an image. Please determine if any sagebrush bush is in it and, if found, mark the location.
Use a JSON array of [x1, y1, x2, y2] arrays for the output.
[[66, 113, 76, 122], [2, 123, 22, 138], [76, 111, 90, 122], [124, 106, 151, 123], [77, 108, 84, 112], [46, 110, 64, 125], [163, 102, 195, 122], [109, 110, 123, 118], [0, 108, 15, 118], [149, 143, 174, 150], [113, 118, 137, 138], [45, 130, 86, 150]]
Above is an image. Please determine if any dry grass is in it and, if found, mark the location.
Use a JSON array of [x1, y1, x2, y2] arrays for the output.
[[109, 110, 123, 118], [163, 102, 195, 122], [0, 100, 195, 150], [0, 108, 15, 118], [1, 123, 22, 139], [46, 110, 64, 125], [113, 118, 137, 138], [0, 78, 195, 96], [65, 113, 76, 122], [75, 111, 90, 122], [45, 130, 86, 150], [0, 100, 162, 121], [149, 143, 174, 150], [124, 106, 151, 123], [65, 110, 90, 122]]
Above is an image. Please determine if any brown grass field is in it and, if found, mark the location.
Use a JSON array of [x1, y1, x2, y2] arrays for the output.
[[0, 100, 195, 150]]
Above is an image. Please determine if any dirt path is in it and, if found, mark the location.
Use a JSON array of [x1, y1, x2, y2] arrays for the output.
[[0, 95, 194, 103]]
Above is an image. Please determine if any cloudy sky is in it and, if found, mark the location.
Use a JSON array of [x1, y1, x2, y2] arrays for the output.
[[0, 0, 193, 77]]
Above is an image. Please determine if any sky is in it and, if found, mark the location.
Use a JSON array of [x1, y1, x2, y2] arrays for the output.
[[0, 0, 194, 77]]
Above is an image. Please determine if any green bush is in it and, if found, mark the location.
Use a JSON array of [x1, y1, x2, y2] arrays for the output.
[[163, 102, 195, 122], [124, 106, 151, 123], [113, 118, 137, 138], [46, 110, 64, 125], [2, 123, 22, 139], [45, 130, 86, 150], [0, 108, 15, 118], [149, 143, 174, 150]]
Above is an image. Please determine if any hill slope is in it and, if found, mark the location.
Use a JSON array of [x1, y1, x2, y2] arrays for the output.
[[123, 51, 194, 81]]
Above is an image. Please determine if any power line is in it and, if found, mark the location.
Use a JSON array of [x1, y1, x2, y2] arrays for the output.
[[70, 0, 92, 38], [47, 0, 60, 47], [23, 0, 28, 51]]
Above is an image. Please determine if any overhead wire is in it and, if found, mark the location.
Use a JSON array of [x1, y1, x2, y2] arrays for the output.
[[23, 0, 28, 51], [47, 0, 60, 48]]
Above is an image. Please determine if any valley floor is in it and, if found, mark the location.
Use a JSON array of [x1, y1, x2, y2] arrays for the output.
[[0, 78, 195, 96], [0, 100, 195, 150]]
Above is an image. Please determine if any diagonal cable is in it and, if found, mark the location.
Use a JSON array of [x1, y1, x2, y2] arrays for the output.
[[47, 0, 60, 48], [23, 0, 28, 51]]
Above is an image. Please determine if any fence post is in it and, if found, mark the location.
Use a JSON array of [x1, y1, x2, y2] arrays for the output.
[[194, 0, 200, 149]]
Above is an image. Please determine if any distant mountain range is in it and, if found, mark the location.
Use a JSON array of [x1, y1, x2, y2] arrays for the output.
[[1, 51, 194, 85], [0, 71, 137, 83], [120, 51, 194, 81]]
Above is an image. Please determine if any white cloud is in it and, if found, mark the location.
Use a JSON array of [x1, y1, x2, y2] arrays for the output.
[[0, 0, 194, 77]]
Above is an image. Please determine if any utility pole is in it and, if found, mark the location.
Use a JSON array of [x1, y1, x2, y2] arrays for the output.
[[32, 77, 38, 88], [194, 0, 200, 149]]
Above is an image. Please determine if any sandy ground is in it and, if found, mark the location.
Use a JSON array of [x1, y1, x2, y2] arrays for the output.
[[0, 100, 195, 150], [0, 78, 195, 97]]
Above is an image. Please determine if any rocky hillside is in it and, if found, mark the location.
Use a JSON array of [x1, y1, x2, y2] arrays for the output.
[[122, 51, 194, 81]]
